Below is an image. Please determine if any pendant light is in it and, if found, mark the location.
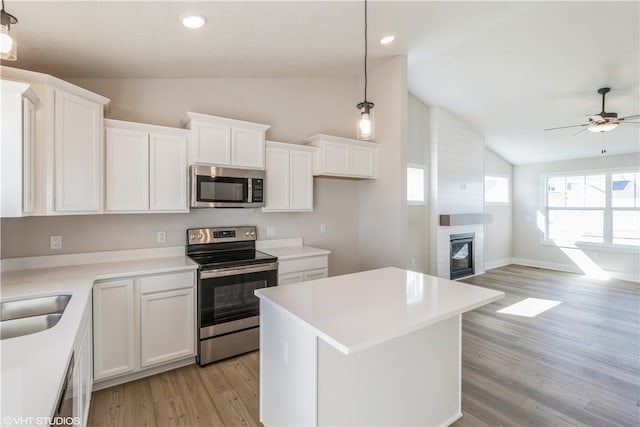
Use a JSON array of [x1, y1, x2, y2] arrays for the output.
[[0, 0, 18, 61], [356, 0, 374, 140]]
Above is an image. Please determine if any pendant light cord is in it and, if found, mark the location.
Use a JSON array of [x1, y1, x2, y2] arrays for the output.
[[363, 0, 368, 102]]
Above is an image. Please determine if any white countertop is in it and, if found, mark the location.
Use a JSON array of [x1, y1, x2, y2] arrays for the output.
[[255, 267, 504, 355], [0, 256, 197, 422], [259, 245, 330, 261], [256, 238, 330, 261]]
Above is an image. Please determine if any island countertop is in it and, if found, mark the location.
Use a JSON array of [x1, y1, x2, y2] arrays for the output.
[[255, 266, 504, 355]]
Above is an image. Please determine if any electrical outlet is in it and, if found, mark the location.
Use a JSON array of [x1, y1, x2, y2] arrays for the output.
[[50, 235, 62, 250], [320, 223, 327, 234], [410, 258, 415, 267], [157, 231, 167, 243], [267, 226, 276, 237]]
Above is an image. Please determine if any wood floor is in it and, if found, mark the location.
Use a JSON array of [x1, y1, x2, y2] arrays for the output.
[[88, 265, 639, 427]]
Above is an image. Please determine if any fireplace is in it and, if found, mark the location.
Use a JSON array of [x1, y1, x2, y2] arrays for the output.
[[450, 233, 474, 279]]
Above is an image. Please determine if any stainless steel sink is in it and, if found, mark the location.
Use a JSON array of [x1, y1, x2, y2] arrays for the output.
[[0, 295, 71, 339]]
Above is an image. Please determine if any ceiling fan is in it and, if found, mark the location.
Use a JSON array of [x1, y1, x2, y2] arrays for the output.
[[544, 87, 640, 136]]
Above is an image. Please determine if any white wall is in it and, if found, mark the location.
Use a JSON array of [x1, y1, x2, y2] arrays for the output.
[[484, 147, 513, 269], [357, 56, 408, 271], [429, 107, 485, 278], [512, 153, 640, 280], [407, 93, 430, 273]]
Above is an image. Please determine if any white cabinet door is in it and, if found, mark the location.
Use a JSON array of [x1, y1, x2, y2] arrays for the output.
[[140, 288, 195, 367], [191, 122, 231, 165], [0, 81, 37, 217], [321, 141, 349, 175], [73, 315, 93, 427], [54, 89, 103, 212], [105, 127, 149, 212], [149, 133, 188, 212], [263, 141, 314, 212], [93, 279, 135, 380], [22, 98, 36, 214], [231, 127, 265, 169], [350, 145, 375, 178], [264, 146, 290, 210], [289, 150, 313, 211]]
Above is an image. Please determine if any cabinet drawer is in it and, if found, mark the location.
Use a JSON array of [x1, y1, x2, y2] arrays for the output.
[[140, 271, 195, 294], [278, 255, 328, 275], [278, 272, 304, 285], [303, 269, 328, 282]]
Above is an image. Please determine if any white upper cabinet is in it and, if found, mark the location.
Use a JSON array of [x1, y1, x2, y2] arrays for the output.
[[149, 132, 188, 211], [182, 112, 270, 170], [54, 89, 104, 212], [0, 80, 38, 217], [262, 141, 314, 212], [105, 119, 188, 213], [1, 66, 110, 216], [106, 127, 149, 212], [304, 134, 377, 179]]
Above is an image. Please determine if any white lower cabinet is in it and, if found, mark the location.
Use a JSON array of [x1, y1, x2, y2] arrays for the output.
[[93, 270, 196, 386], [140, 280, 195, 367], [278, 256, 329, 285], [73, 312, 93, 427], [93, 279, 136, 380]]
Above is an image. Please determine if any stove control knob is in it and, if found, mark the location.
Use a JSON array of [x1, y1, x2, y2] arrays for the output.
[[245, 231, 250, 237], [190, 234, 196, 240], [250, 231, 256, 236]]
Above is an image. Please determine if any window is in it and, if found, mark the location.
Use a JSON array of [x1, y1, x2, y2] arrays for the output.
[[407, 165, 425, 204], [485, 175, 509, 204], [544, 170, 640, 247]]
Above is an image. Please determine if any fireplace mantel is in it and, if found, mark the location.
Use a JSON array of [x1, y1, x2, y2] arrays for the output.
[[439, 213, 492, 226]]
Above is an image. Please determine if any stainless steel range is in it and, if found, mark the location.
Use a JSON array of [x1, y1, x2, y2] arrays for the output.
[[186, 226, 278, 366]]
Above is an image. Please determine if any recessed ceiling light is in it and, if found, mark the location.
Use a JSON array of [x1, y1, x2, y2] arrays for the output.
[[380, 35, 395, 45], [182, 15, 206, 29]]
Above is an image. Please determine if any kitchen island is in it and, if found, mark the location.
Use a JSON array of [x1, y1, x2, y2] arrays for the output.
[[255, 267, 504, 426]]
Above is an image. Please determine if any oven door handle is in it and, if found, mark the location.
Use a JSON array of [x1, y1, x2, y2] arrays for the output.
[[200, 262, 278, 279]]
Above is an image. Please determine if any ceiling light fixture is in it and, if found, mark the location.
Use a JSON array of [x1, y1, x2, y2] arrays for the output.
[[380, 35, 395, 45], [587, 122, 619, 133], [0, 0, 18, 61], [182, 15, 206, 29], [356, 0, 374, 140]]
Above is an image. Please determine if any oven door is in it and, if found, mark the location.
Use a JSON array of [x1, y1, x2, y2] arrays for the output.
[[199, 262, 277, 339]]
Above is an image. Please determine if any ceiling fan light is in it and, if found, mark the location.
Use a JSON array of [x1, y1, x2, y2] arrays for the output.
[[588, 122, 619, 133]]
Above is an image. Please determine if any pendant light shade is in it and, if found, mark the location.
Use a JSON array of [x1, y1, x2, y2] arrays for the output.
[[0, 0, 18, 61], [356, 0, 374, 140]]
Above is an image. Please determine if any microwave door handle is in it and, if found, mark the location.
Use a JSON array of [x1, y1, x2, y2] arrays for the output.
[[200, 262, 278, 279]]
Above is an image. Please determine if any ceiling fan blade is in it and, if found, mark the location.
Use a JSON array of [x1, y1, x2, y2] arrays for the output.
[[544, 123, 590, 131], [619, 114, 640, 121], [619, 121, 640, 125], [572, 127, 589, 137]]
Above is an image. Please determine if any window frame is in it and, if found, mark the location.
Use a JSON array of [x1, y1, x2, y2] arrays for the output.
[[406, 163, 426, 206], [541, 168, 640, 253], [484, 174, 510, 206]]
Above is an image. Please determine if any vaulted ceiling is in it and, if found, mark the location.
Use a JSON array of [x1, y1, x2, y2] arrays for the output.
[[4, 1, 639, 165]]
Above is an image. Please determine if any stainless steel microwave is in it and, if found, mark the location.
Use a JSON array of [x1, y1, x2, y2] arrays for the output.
[[190, 164, 265, 208]]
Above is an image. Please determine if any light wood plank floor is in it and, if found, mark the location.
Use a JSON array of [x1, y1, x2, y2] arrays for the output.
[[88, 265, 639, 427]]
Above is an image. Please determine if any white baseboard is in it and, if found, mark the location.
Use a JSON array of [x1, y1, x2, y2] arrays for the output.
[[1, 246, 186, 272], [484, 258, 513, 270], [510, 257, 640, 283]]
